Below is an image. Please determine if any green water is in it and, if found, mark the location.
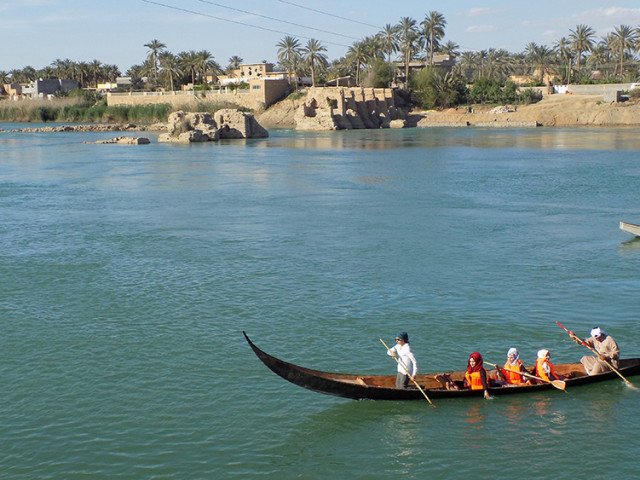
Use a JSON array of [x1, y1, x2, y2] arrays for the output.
[[1, 125, 639, 479]]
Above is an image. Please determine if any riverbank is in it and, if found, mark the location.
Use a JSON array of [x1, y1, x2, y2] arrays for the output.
[[255, 93, 640, 129], [3, 92, 640, 131], [416, 94, 640, 127]]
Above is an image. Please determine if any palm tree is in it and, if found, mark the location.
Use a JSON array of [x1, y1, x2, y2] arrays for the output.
[[569, 24, 596, 71], [554, 37, 573, 83], [277, 36, 302, 86], [378, 24, 399, 63], [456, 51, 477, 81], [397, 16, 419, 87], [159, 52, 181, 91], [527, 44, 556, 84], [196, 50, 220, 85], [178, 50, 200, 86], [50, 58, 75, 80], [346, 41, 369, 85], [439, 40, 460, 58], [103, 64, 121, 82], [361, 35, 384, 62], [484, 48, 514, 82], [227, 55, 243, 72], [302, 39, 328, 86], [144, 39, 167, 82], [126, 64, 145, 90], [421, 11, 447, 66], [587, 41, 611, 77], [609, 25, 638, 78], [88, 60, 102, 88], [0, 70, 9, 84]]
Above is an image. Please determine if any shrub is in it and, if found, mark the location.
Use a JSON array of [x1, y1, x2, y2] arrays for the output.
[[412, 67, 468, 109], [518, 88, 543, 104], [362, 60, 394, 88]]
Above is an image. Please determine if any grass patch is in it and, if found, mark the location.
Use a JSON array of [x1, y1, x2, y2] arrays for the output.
[[0, 97, 252, 123]]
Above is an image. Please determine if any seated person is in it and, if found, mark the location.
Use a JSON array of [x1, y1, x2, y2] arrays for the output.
[[497, 347, 529, 385], [534, 349, 564, 382], [580, 327, 620, 375], [464, 352, 491, 399]]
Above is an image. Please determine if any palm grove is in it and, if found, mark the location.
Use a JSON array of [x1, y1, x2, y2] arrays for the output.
[[3, 13, 640, 109]]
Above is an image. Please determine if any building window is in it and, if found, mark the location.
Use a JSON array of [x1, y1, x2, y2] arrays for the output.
[[252, 85, 261, 90]]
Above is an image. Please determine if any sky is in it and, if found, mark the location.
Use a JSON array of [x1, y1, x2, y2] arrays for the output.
[[2, 0, 640, 74]]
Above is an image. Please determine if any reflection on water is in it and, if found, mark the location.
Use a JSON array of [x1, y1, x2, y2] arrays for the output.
[[464, 402, 486, 427], [260, 127, 640, 151], [619, 237, 640, 251]]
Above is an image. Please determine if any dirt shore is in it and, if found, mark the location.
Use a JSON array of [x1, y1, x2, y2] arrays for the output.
[[257, 94, 640, 129], [417, 94, 640, 127]]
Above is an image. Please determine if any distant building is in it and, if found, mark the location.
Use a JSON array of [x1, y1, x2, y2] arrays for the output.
[[394, 54, 457, 87], [97, 77, 133, 92], [3, 83, 22, 98], [325, 76, 356, 87], [21, 79, 79, 98], [217, 63, 288, 86]]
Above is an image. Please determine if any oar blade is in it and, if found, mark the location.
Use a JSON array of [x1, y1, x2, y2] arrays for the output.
[[551, 380, 566, 390]]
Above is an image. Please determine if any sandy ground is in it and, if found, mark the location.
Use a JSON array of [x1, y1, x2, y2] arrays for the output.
[[257, 93, 640, 129], [256, 97, 301, 129], [416, 94, 640, 127]]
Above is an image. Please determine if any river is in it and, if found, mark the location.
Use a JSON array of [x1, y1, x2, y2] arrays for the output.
[[1, 125, 639, 478]]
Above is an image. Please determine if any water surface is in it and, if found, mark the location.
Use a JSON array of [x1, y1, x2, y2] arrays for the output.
[[1, 125, 639, 478]]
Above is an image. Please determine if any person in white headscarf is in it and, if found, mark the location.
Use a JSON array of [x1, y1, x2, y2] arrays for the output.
[[499, 347, 529, 385], [535, 349, 563, 382], [580, 327, 620, 375]]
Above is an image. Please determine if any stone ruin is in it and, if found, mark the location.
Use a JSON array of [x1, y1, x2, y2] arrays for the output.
[[158, 109, 268, 143], [294, 87, 408, 131]]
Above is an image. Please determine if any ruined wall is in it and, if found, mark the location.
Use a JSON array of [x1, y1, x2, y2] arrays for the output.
[[294, 87, 406, 130]]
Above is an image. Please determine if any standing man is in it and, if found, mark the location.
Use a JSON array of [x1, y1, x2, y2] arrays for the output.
[[387, 332, 417, 389], [580, 327, 620, 375]]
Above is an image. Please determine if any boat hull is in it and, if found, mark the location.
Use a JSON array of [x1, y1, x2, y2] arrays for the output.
[[620, 221, 640, 237], [244, 332, 640, 400]]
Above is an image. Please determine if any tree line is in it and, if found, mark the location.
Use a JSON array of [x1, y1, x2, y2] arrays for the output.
[[2, 13, 639, 96]]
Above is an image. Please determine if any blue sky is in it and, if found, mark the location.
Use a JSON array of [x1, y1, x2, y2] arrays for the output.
[[2, 0, 640, 73]]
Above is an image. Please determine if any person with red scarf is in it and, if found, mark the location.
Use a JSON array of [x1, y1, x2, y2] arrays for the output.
[[464, 352, 491, 399]]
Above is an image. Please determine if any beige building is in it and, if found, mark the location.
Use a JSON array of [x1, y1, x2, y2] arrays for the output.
[[218, 63, 288, 86], [3, 83, 22, 97]]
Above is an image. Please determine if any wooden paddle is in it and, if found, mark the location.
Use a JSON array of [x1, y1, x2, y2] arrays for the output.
[[380, 339, 434, 406], [485, 361, 566, 391], [556, 321, 635, 388]]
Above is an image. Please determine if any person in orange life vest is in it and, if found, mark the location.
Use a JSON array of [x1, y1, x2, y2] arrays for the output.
[[535, 349, 564, 382], [499, 347, 529, 385], [464, 352, 491, 399]]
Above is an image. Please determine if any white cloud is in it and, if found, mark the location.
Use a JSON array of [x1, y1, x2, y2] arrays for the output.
[[466, 25, 497, 33], [463, 8, 493, 17], [570, 7, 640, 26]]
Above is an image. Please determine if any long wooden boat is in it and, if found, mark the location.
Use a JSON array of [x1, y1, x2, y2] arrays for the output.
[[244, 332, 640, 400], [620, 221, 640, 237]]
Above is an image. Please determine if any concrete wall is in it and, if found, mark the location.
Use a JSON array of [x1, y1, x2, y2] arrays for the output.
[[527, 83, 637, 97], [107, 78, 290, 111]]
